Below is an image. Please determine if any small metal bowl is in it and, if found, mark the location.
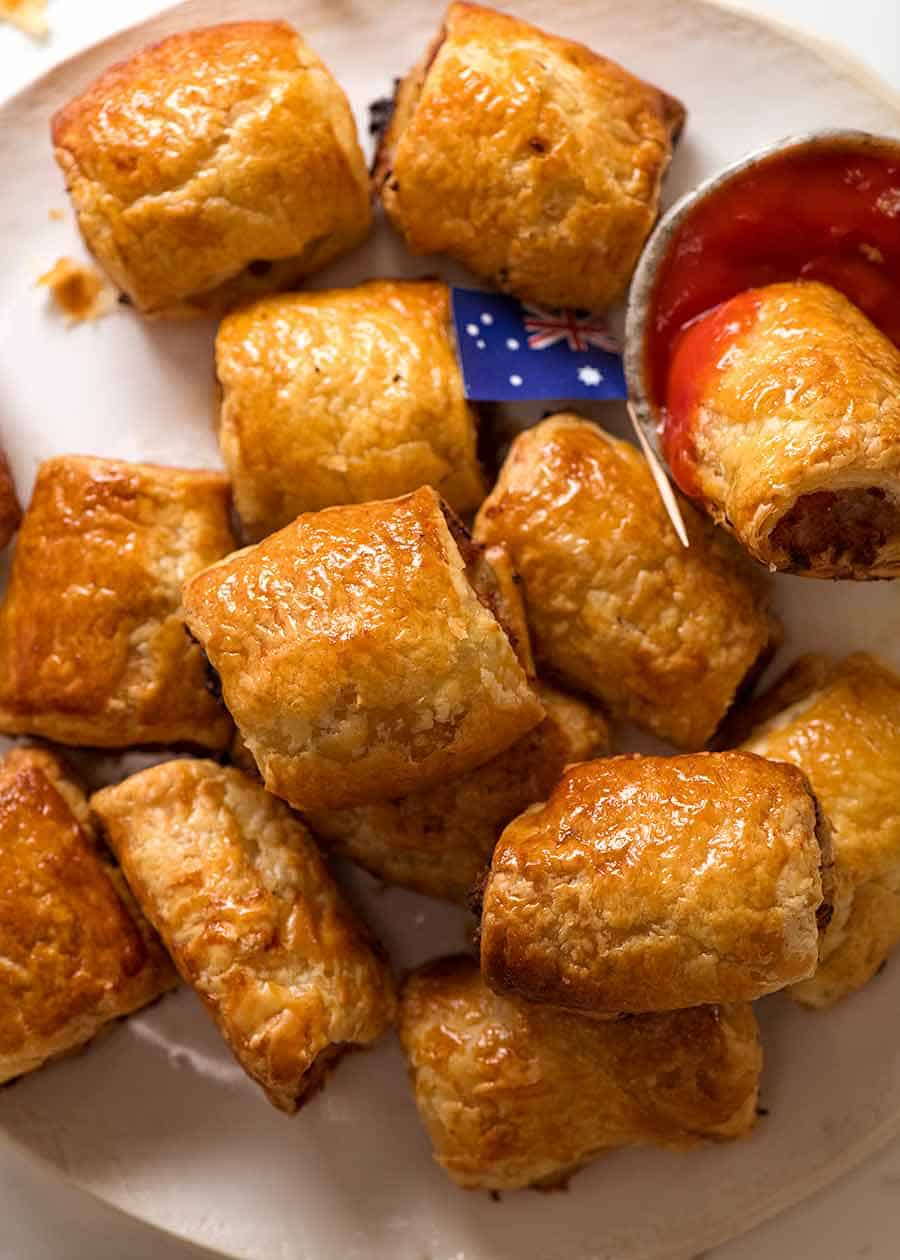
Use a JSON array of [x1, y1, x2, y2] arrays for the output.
[[624, 129, 900, 457]]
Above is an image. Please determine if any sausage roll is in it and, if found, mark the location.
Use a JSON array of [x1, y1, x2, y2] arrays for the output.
[[481, 751, 832, 1014], [663, 281, 900, 577], [91, 760, 396, 1113], [474, 415, 777, 749], [0, 747, 175, 1085], [183, 486, 543, 812], [741, 653, 900, 1007], [52, 22, 371, 316], [216, 280, 486, 540], [399, 956, 761, 1190], [0, 456, 235, 749], [0, 448, 21, 550], [373, 2, 685, 311], [308, 684, 610, 904]]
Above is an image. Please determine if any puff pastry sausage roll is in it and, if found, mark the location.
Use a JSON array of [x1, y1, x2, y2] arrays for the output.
[[183, 486, 544, 812], [374, 3, 684, 311], [91, 760, 396, 1113], [0, 456, 235, 749], [52, 22, 371, 316], [664, 281, 900, 576], [474, 415, 777, 749], [309, 684, 610, 904], [0, 449, 21, 550], [399, 956, 761, 1190], [481, 751, 832, 1014], [0, 747, 175, 1085], [216, 280, 486, 539], [741, 653, 900, 1007]]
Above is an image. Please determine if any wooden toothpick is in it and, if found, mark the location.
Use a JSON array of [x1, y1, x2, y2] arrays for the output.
[[626, 401, 690, 548]]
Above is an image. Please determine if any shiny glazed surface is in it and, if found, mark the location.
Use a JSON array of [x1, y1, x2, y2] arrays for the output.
[[0, 747, 174, 1084], [52, 21, 371, 314], [663, 281, 900, 575], [216, 280, 485, 538], [0, 456, 235, 748], [309, 683, 610, 904], [743, 653, 900, 1007], [375, 1, 683, 310], [182, 486, 543, 812], [399, 956, 761, 1190], [474, 414, 775, 748], [91, 759, 396, 1114], [481, 751, 827, 1014]]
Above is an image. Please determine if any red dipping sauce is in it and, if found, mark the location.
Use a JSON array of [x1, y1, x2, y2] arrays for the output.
[[647, 141, 900, 466]]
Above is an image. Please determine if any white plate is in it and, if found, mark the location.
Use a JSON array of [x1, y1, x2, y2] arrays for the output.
[[1, 2, 900, 1258]]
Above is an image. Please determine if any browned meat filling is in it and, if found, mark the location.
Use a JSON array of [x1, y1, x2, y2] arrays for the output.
[[439, 502, 526, 660], [771, 487, 900, 573]]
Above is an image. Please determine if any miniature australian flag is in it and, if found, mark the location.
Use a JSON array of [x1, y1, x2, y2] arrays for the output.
[[451, 286, 627, 402]]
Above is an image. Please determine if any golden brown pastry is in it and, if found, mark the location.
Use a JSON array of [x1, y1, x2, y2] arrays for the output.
[[741, 653, 900, 1007], [0, 456, 235, 749], [374, 3, 684, 311], [399, 956, 761, 1190], [481, 751, 832, 1014], [216, 280, 485, 539], [91, 759, 396, 1113], [474, 415, 777, 749], [662, 281, 900, 576], [0, 747, 175, 1085], [308, 684, 610, 903], [52, 21, 371, 316], [183, 486, 544, 812], [0, 448, 21, 549]]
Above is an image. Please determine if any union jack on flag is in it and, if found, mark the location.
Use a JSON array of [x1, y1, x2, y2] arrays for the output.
[[523, 304, 621, 354], [451, 287, 627, 402]]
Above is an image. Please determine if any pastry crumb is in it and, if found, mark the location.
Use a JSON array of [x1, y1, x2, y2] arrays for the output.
[[0, 0, 48, 38], [47, 208, 65, 222], [38, 257, 115, 324]]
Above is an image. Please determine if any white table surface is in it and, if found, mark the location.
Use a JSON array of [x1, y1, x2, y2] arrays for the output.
[[2, 2, 899, 1257]]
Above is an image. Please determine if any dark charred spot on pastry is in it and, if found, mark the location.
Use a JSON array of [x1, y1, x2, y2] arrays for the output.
[[771, 487, 900, 575], [94, 818, 121, 868], [709, 636, 780, 749], [528, 137, 548, 154], [368, 85, 398, 137], [247, 259, 273, 277], [809, 787, 837, 932], [532, 1167, 575, 1193], [816, 900, 834, 932], [184, 627, 224, 703], [662, 91, 688, 143], [117, 292, 132, 306], [467, 867, 490, 920], [392, 373, 403, 383]]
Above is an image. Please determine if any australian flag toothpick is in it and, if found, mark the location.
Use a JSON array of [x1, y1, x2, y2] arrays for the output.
[[451, 287, 627, 402]]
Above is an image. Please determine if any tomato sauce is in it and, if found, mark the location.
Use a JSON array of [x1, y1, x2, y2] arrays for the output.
[[662, 291, 762, 496], [647, 143, 900, 475]]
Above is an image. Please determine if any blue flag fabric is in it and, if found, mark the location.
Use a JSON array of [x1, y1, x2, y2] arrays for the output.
[[451, 286, 628, 402]]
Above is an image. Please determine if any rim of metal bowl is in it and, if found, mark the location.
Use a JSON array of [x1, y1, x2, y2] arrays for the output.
[[623, 128, 900, 456]]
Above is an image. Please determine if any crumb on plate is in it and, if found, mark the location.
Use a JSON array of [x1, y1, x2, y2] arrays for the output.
[[48, 208, 65, 222], [0, 0, 48, 38], [38, 257, 115, 324]]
